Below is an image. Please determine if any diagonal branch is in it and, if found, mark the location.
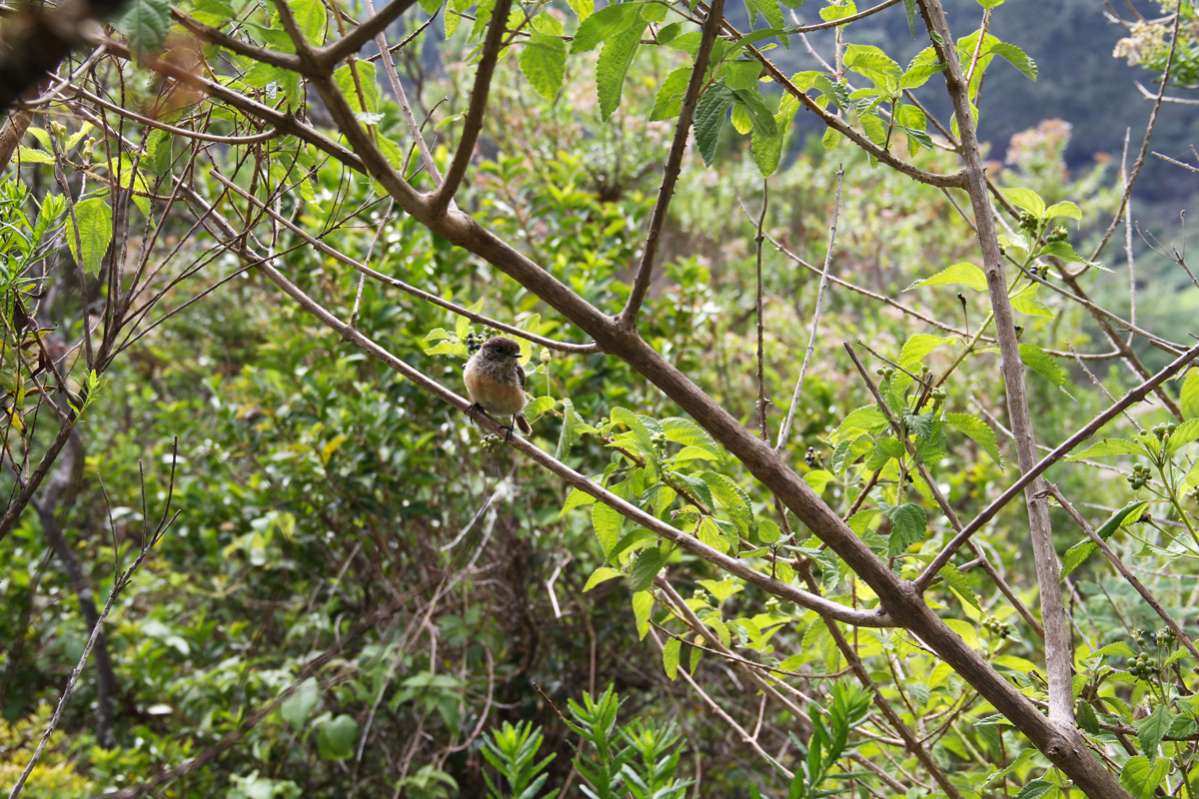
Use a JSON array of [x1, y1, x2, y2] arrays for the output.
[[618, 0, 726, 327], [316, 0, 420, 70], [428, 0, 515, 218], [213, 170, 598, 352], [915, 0, 1079, 734]]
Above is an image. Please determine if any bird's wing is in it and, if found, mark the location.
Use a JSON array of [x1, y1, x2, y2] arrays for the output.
[[516, 364, 526, 390]]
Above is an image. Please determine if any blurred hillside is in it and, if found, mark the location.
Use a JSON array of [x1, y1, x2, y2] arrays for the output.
[[777, 0, 1198, 202]]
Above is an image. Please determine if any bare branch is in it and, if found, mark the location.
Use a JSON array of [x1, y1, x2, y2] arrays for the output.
[[429, 0, 515, 218], [619, 0, 726, 327], [916, 338, 1199, 589], [776, 167, 842, 451], [915, 0, 1080, 735]]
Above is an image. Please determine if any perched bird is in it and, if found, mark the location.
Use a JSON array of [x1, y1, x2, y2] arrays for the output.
[[463, 336, 531, 437]]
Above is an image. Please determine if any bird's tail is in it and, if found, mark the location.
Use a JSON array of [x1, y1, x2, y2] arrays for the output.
[[515, 414, 532, 435]]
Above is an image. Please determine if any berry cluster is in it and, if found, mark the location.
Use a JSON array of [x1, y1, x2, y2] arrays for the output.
[[1128, 464, 1153, 490]]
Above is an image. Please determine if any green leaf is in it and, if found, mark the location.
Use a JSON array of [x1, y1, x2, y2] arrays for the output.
[[746, 0, 784, 29], [292, 0, 328, 44], [1005, 187, 1047, 219], [627, 548, 666, 591], [989, 41, 1038, 81], [117, 0, 171, 56], [662, 637, 681, 680], [941, 563, 981, 610], [820, 0, 857, 21], [66, 196, 113, 275], [1045, 201, 1082, 221], [281, 677, 321, 729], [591, 502, 624, 559], [908, 261, 988, 292], [520, 33, 567, 101], [694, 83, 734, 166], [15, 147, 56, 165], [650, 66, 692, 120], [1120, 755, 1169, 799], [333, 62, 382, 115], [1062, 501, 1147, 577], [596, 21, 648, 118], [632, 590, 654, 639], [1138, 705, 1173, 755], [556, 399, 582, 459], [316, 714, 359, 760], [730, 89, 778, 138], [572, 2, 640, 52], [946, 412, 1002, 464], [1009, 283, 1054, 318], [1014, 779, 1054, 799], [1181, 368, 1199, 419], [1066, 438, 1143, 461], [977, 0, 1006, 7], [1167, 418, 1199, 454], [902, 47, 944, 89], [887, 503, 926, 556], [568, 0, 594, 21], [702, 471, 753, 535], [843, 44, 902, 91], [1018, 343, 1067, 387], [583, 566, 622, 591], [898, 334, 948, 372], [1096, 501, 1149, 540]]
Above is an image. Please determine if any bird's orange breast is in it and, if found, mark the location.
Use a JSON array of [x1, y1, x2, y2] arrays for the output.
[[464, 362, 526, 415]]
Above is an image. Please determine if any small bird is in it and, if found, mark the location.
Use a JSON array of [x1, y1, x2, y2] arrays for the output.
[[463, 336, 531, 437]]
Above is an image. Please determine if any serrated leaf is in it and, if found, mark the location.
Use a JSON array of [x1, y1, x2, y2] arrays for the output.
[[1062, 501, 1147, 577], [650, 66, 692, 121], [1120, 755, 1169, 799], [946, 412, 1002, 464], [898, 334, 948, 372], [887, 503, 926, 556], [596, 22, 648, 118], [292, 0, 327, 44], [333, 62, 381, 115], [1138, 705, 1173, 755], [909, 261, 988, 292], [520, 33, 567, 101], [1067, 438, 1144, 461], [572, 1, 640, 52], [1180, 368, 1199, 419], [117, 0, 171, 56], [1004, 187, 1047, 218], [632, 590, 654, 639], [1046, 201, 1082, 221], [1014, 779, 1054, 799], [627, 548, 666, 591], [989, 41, 1038, 81], [702, 471, 753, 534], [1018, 343, 1067, 387], [591, 502, 624, 559], [693, 83, 734, 166], [66, 196, 112, 275], [1010, 283, 1054, 318], [941, 563, 980, 610], [1168, 418, 1199, 454], [15, 147, 56, 165], [583, 566, 622, 591], [662, 637, 681, 680]]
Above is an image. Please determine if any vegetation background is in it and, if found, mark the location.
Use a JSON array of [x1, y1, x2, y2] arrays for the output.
[[0, 0, 1197, 796]]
